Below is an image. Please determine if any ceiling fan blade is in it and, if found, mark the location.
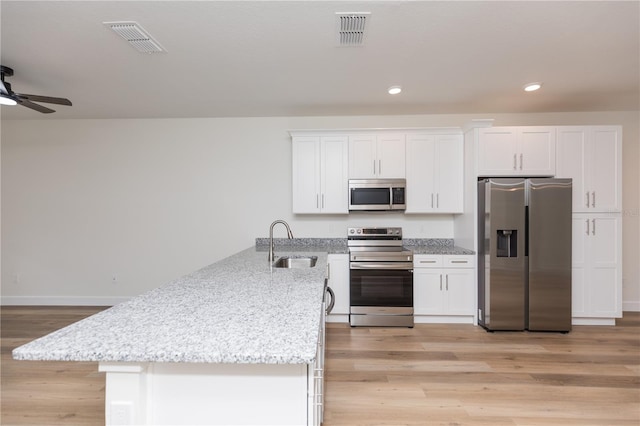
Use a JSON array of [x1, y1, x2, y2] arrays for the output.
[[16, 98, 55, 113], [0, 80, 9, 95], [14, 93, 72, 106]]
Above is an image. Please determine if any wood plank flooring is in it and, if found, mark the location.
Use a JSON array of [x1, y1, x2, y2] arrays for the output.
[[2, 307, 639, 425]]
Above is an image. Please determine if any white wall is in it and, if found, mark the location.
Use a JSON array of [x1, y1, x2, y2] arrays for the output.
[[1, 112, 638, 309]]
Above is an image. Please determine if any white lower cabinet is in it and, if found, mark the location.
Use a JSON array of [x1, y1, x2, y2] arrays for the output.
[[571, 213, 622, 324], [413, 255, 475, 323], [326, 254, 350, 322]]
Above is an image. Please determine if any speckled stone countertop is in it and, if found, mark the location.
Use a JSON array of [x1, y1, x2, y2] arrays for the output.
[[258, 237, 473, 255], [13, 247, 328, 365], [403, 239, 475, 255]]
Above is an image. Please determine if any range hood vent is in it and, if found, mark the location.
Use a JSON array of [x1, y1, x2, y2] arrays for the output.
[[104, 21, 166, 53], [336, 12, 370, 46]]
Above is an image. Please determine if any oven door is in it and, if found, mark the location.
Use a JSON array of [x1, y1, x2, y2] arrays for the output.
[[349, 265, 413, 308]]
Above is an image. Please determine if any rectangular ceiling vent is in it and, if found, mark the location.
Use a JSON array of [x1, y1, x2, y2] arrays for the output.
[[336, 12, 370, 46], [104, 21, 166, 54]]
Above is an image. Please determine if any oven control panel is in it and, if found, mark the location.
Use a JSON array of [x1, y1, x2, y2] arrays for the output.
[[348, 227, 402, 237]]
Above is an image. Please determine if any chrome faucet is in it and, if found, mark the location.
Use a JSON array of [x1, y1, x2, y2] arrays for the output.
[[268, 220, 294, 262]]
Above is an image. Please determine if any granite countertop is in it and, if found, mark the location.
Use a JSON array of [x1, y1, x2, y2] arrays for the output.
[[13, 246, 328, 365], [257, 237, 474, 256], [403, 239, 475, 255]]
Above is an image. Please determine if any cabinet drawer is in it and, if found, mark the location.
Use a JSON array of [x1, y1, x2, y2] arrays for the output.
[[443, 255, 475, 268], [413, 255, 442, 268]]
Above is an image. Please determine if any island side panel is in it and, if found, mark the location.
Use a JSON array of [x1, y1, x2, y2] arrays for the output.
[[100, 362, 310, 425]]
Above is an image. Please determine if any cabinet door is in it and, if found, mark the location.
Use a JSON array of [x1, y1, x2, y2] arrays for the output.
[[377, 133, 406, 178], [320, 136, 349, 213], [590, 127, 621, 212], [348, 135, 377, 178], [434, 135, 463, 213], [413, 269, 444, 315], [292, 137, 320, 213], [588, 215, 622, 317], [477, 128, 518, 175], [518, 127, 556, 175], [556, 127, 588, 212], [443, 269, 475, 315], [571, 214, 622, 319], [405, 134, 436, 212], [327, 254, 350, 315]]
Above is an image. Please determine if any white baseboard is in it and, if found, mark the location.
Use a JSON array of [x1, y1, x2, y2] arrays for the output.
[[572, 317, 616, 326], [1, 296, 129, 306], [623, 301, 640, 312]]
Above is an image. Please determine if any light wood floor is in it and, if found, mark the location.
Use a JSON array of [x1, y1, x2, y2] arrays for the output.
[[2, 307, 639, 425]]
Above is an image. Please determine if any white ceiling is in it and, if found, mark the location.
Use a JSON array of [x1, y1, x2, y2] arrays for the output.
[[1, 0, 638, 120]]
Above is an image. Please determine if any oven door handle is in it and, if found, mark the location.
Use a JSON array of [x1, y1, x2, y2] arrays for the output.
[[350, 262, 414, 271]]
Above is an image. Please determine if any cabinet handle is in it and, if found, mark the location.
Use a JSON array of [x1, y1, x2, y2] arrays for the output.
[[586, 192, 590, 208], [513, 154, 517, 170], [436, 193, 439, 208], [322, 194, 325, 209], [519, 153, 523, 170], [450, 260, 468, 264], [373, 160, 376, 175], [592, 191, 596, 208], [446, 274, 449, 291], [379, 159, 382, 175], [439, 275, 443, 291], [420, 260, 437, 264], [316, 194, 319, 209], [586, 219, 590, 235], [431, 193, 434, 208], [592, 218, 596, 236]]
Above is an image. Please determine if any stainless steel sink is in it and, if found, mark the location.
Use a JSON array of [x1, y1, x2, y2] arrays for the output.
[[272, 255, 318, 268]]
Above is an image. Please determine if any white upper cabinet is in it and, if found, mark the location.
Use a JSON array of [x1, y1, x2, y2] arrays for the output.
[[477, 127, 556, 176], [349, 133, 405, 179], [556, 126, 622, 213], [405, 133, 463, 213], [292, 134, 349, 214]]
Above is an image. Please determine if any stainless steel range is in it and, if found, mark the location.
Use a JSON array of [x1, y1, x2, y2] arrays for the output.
[[348, 227, 414, 327]]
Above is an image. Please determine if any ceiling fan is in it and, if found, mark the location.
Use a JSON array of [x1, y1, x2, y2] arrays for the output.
[[0, 65, 72, 113]]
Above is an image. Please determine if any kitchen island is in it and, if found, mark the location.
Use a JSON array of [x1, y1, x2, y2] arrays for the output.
[[13, 244, 336, 425]]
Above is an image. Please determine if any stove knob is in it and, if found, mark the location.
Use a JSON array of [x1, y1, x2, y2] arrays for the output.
[[349, 229, 355, 234], [357, 229, 362, 234]]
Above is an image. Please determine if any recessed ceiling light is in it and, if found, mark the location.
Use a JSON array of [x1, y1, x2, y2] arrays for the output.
[[388, 86, 402, 95], [523, 82, 542, 92]]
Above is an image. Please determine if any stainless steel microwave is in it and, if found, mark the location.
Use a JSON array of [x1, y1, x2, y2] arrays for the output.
[[348, 179, 406, 211]]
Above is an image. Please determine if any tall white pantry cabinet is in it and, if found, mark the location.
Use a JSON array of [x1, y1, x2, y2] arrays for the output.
[[555, 126, 623, 324]]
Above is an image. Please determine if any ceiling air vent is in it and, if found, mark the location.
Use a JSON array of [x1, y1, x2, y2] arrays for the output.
[[104, 21, 166, 53], [336, 12, 370, 46]]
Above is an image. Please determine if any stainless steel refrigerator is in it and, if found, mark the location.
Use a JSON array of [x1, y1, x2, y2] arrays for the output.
[[477, 178, 572, 332]]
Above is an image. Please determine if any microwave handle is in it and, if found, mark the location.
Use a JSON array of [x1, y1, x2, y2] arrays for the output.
[[389, 187, 394, 210]]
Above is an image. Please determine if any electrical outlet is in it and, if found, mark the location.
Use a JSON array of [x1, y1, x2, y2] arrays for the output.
[[109, 401, 133, 424], [112, 274, 118, 284]]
